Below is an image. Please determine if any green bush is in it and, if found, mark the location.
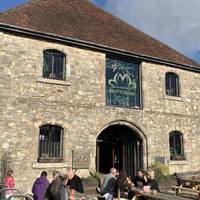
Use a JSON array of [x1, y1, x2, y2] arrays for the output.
[[82, 170, 101, 186], [82, 177, 99, 185], [89, 170, 101, 180], [149, 162, 169, 180]]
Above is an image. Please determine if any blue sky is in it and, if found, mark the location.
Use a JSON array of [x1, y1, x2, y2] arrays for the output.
[[0, 0, 29, 11], [0, 0, 200, 63], [0, 0, 106, 11]]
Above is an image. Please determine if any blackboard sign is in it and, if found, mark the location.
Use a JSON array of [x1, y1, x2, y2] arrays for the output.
[[106, 57, 140, 108]]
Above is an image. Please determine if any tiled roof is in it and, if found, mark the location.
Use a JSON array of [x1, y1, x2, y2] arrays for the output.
[[0, 0, 197, 66]]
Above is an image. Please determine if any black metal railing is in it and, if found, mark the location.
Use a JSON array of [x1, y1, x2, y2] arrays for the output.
[[39, 125, 63, 161]]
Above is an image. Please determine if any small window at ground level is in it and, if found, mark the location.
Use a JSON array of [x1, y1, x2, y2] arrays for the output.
[[165, 72, 180, 96], [43, 49, 66, 80], [169, 131, 185, 160], [38, 124, 63, 162]]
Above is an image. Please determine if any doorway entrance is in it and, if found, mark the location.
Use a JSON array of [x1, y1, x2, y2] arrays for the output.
[[96, 124, 144, 178]]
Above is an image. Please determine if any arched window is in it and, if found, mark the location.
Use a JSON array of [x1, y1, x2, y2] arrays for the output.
[[165, 72, 180, 96], [39, 124, 64, 162], [169, 131, 185, 160], [43, 49, 66, 80]]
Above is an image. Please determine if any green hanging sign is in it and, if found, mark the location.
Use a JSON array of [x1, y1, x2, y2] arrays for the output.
[[106, 57, 140, 108]]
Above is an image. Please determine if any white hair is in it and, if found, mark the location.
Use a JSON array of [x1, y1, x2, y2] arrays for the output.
[[110, 168, 116, 173]]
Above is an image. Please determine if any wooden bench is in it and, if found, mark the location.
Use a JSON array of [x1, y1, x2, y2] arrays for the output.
[[174, 171, 200, 186], [131, 187, 188, 200], [146, 192, 192, 200], [171, 186, 200, 199]]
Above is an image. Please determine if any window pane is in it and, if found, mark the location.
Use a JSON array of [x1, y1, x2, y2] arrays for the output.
[[165, 74, 170, 95], [49, 126, 62, 157], [171, 75, 176, 96], [54, 54, 64, 80], [174, 133, 182, 154], [43, 53, 53, 78], [39, 125, 50, 157]]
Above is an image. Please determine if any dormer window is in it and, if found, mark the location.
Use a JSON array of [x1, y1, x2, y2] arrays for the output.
[[43, 49, 66, 80]]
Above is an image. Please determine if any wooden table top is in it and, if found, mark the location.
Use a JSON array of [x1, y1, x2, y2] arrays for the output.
[[180, 177, 200, 184], [131, 187, 190, 200]]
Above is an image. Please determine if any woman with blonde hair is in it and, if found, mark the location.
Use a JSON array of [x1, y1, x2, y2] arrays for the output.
[[146, 170, 160, 192]]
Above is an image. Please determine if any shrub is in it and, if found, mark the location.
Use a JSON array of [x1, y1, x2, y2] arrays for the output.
[[89, 170, 101, 181], [82, 170, 101, 186], [149, 162, 169, 180]]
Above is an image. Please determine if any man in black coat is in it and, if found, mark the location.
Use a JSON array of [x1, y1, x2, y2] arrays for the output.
[[133, 169, 147, 188], [66, 168, 84, 194]]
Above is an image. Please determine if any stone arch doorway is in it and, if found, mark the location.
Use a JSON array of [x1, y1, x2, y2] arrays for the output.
[[96, 123, 146, 178]]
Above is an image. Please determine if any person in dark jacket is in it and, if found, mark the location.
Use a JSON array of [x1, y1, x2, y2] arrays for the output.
[[96, 168, 117, 196], [97, 168, 117, 200], [66, 168, 84, 194], [113, 171, 132, 199], [133, 169, 147, 188], [32, 171, 49, 200], [45, 174, 68, 200]]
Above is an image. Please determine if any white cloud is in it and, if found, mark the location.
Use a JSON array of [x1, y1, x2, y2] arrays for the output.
[[102, 0, 200, 61]]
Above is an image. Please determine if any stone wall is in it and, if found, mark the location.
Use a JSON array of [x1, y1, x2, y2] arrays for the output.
[[0, 32, 200, 192]]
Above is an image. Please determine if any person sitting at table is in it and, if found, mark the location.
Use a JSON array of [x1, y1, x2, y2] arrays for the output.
[[133, 169, 148, 189], [113, 170, 132, 199], [96, 168, 117, 200], [146, 169, 160, 192]]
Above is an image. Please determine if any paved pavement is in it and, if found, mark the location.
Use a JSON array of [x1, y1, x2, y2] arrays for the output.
[[84, 185, 99, 200]]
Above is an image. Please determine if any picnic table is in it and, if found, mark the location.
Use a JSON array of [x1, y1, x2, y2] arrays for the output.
[[131, 187, 187, 200], [178, 177, 200, 189], [174, 171, 200, 186], [171, 177, 200, 199], [171, 185, 200, 199]]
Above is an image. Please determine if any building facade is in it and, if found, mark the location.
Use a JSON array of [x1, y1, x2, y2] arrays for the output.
[[0, 0, 200, 192]]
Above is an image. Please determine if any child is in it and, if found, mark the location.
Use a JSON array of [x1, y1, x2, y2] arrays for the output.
[[3, 170, 15, 199]]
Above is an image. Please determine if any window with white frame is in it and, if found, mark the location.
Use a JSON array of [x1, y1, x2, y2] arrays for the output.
[[43, 49, 66, 80]]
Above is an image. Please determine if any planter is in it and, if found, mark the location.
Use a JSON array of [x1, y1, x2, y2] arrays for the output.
[[170, 154, 186, 161]]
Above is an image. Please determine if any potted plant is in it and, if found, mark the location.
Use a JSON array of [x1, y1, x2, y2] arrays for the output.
[[170, 153, 186, 161]]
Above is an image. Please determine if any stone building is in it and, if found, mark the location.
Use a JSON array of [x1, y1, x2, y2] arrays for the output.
[[0, 0, 200, 192]]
